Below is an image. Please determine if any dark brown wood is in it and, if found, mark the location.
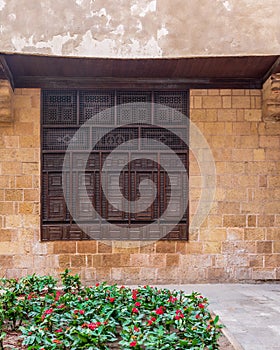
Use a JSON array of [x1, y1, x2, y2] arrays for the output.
[[262, 56, 280, 84], [4, 54, 279, 78], [0, 56, 14, 89], [2, 53, 280, 89], [15, 76, 262, 89], [42, 89, 189, 241]]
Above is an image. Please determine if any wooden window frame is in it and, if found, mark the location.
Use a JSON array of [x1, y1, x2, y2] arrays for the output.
[[41, 89, 189, 241]]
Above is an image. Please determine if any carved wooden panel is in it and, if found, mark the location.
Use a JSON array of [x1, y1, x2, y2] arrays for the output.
[[117, 91, 152, 125], [42, 90, 77, 125], [79, 91, 114, 124]]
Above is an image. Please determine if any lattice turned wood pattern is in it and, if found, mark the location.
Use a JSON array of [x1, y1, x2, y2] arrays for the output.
[[41, 90, 189, 241]]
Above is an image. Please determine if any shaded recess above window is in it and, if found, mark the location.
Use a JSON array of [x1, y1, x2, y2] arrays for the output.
[[1, 54, 280, 90]]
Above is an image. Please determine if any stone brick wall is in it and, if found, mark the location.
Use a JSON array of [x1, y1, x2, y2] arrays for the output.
[[0, 87, 279, 283]]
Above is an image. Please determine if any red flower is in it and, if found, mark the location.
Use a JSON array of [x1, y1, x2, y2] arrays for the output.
[[27, 293, 35, 300], [96, 283, 100, 287], [57, 304, 65, 309], [174, 309, 184, 320], [198, 303, 204, 309], [155, 307, 164, 315], [147, 316, 156, 326], [55, 328, 63, 333], [52, 339, 62, 344], [134, 326, 140, 332], [109, 297, 115, 303], [55, 291, 62, 301], [132, 308, 139, 313], [88, 323, 98, 330], [74, 309, 85, 315], [134, 301, 141, 307], [132, 289, 138, 300], [168, 296, 178, 303], [130, 340, 137, 347], [87, 322, 102, 330], [45, 308, 53, 315], [195, 314, 201, 319]]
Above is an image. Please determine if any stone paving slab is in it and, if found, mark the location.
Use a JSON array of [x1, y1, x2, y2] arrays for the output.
[[155, 284, 280, 350]]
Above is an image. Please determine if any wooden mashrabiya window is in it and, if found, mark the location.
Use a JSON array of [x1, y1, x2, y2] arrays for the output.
[[41, 90, 189, 241]]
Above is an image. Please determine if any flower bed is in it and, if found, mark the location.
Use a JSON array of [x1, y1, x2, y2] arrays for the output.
[[0, 269, 222, 349]]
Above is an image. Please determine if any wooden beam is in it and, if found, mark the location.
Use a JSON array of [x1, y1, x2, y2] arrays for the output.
[[0, 55, 15, 90], [14, 76, 262, 89], [262, 56, 280, 84]]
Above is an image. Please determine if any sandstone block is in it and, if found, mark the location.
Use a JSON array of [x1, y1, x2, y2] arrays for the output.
[[148, 254, 166, 267], [244, 109, 262, 121], [130, 253, 149, 267], [166, 253, 179, 266], [252, 268, 276, 280], [202, 96, 222, 109], [77, 241, 97, 254], [264, 254, 280, 268], [71, 255, 86, 267], [203, 242, 221, 254], [259, 136, 279, 148], [53, 241, 76, 254], [155, 241, 176, 253], [244, 228, 265, 240], [223, 215, 246, 227], [217, 109, 236, 121], [232, 96, 251, 108], [256, 241, 272, 254], [97, 241, 113, 253]]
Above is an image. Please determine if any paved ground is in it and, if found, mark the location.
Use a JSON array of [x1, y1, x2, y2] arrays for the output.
[[156, 284, 280, 350]]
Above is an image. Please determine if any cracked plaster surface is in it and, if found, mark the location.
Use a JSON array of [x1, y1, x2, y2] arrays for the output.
[[0, 0, 279, 58]]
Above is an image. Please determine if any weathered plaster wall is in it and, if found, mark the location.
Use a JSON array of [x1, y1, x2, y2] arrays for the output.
[[0, 0, 279, 58]]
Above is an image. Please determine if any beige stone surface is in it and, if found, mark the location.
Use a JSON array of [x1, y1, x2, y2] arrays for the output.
[[263, 74, 280, 122], [0, 80, 13, 123], [0, 0, 279, 58], [0, 87, 280, 283]]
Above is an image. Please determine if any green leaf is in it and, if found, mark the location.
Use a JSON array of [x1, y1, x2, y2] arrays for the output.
[[213, 315, 219, 324]]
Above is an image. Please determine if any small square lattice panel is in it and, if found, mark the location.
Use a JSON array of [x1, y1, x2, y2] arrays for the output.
[[117, 91, 152, 125], [154, 91, 188, 125], [42, 90, 77, 125], [79, 91, 115, 124]]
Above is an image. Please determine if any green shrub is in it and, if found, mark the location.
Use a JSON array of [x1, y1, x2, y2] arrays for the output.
[[0, 270, 222, 349]]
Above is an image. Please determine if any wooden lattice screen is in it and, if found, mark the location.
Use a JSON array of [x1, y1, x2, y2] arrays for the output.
[[41, 90, 189, 241]]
